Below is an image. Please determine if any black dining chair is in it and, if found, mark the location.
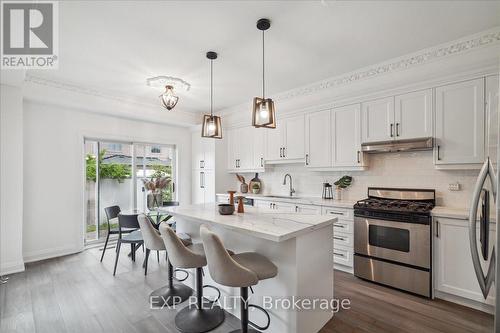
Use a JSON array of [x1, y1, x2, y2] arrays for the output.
[[113, 214, 144, 276], [100, 205, 136, 262]]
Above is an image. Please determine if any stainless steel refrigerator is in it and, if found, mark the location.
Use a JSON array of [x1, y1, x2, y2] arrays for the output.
[[469, 74, 499, 332]]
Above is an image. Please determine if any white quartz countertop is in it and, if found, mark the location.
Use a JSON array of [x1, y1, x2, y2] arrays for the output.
[[160, 203, 337, 242], [216, 193, 357, 209], [431, 206, 497, 222]]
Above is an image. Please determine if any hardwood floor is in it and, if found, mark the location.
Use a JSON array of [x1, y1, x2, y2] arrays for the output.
[[0, 246, 493, 333]]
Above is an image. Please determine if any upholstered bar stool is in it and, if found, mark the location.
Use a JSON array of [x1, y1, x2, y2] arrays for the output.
[[200, 225, 277, 333], [159, 223, 225, 333], [138, 215, 192, 307]]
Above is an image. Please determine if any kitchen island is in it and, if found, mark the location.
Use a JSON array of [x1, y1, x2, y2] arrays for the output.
[[160, 203, 336, 333]]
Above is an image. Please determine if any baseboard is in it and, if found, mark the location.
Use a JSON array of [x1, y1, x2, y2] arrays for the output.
[[23, 245, 83, 264], [334, 264, 353, 274], [0, 260, 25, 275], [434, 290, 494, 314]]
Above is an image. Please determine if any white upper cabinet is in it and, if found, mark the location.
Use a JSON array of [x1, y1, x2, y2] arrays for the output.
[[305, 110, 331, 168], [192, 131, 214, 170], [284, 115, 305, 160], [395, 89, 433, 140], [361, 97, 395, 143], [486, 75, 499, 167], [252, 127, 266, 170], [332, 104, 363, 167], [227, 126, 265, 172], [265, 120, 284, 161], [435, 78, 485, 165], [265, 115, 305, 162]]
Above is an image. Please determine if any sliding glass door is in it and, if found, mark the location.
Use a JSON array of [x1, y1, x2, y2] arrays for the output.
[[84, 139, 176, 244]]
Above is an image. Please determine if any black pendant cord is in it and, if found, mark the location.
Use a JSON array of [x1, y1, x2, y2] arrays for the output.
[[262, 30, 265, 100], [210, 59, 214, 118]]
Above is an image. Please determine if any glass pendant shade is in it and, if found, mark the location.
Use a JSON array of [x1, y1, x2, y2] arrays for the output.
[[252, 97, 276, 128], [201, 115, 222, 139], [159, 85, 179, 110]]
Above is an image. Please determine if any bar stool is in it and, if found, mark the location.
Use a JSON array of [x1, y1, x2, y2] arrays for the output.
[[159, 223, 225, 333], [138, 215, 192, 307], [200, 225, 277, 333]]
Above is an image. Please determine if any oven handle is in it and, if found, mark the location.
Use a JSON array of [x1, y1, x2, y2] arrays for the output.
[[469, 157, 497, 299]]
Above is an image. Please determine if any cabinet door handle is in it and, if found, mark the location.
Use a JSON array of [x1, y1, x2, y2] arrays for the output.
[[295, 205, 298, 212], [172, 182, 175, 193], [280, 148, 283, 158], [200, 172, 204, 188], [435, 220, 440, 238], [283, 147, 286, 158], [329, 211, 345, 216], [333, 223, 345, 228], [390, 123, 394, 137], [333, 251, 345, 258], [260, 157, 263, 167], [437, 145, 441, 161], [333, 236, 346, 241], [396, 123, 400, 137], [357, 151, 360, 163], [305, 154, 309, 165], [269, 203, 272, 209]]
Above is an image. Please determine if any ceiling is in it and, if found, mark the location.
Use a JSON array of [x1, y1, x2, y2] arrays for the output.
[[28, 1, 500, 114]]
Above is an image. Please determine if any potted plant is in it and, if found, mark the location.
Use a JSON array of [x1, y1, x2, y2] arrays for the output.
[[333, 175, 352, 200], [236, 174, 248, 193], [251, 182, 261, 194]]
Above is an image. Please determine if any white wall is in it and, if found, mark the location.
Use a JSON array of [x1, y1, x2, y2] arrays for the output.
[[0, 84, 25, 275], [22, 101, 192, 263], [234, 151, 479, 208]]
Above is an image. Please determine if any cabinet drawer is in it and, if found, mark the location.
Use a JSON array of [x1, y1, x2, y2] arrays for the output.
[[333, 246, 353, 267], [333, 231, 353, 248], [323, 207, 353, 220], [333, 219, 353, 234]]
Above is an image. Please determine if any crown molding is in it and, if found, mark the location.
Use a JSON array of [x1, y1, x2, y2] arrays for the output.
[[274, 28, 500, 102]]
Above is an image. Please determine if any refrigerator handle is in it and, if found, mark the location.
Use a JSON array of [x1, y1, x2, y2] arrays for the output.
[[469, 157, 497, 299]]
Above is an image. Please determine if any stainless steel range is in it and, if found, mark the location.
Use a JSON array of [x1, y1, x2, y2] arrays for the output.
[[353, 187, 435, 297]]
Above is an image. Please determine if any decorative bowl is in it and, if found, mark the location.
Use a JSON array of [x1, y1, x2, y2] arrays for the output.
[[218, 204, 235, 215]]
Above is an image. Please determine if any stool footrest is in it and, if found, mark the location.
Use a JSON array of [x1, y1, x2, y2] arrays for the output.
[[248, 304, 271, 331], [202, 284, 222, 303]]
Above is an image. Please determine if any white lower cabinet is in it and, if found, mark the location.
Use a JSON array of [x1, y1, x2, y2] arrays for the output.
[[433, 217, 496, 307], [192, 170, 214, 204], [323, 206, 354, 273]]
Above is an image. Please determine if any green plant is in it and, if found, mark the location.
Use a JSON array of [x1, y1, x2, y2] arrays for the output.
[[86, 149, 132, 183], [334, 175, 353, 189]]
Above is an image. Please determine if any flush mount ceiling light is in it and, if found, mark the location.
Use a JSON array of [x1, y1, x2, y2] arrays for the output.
[[201, 51, 222, 139], [252, 18, 276, 129], [146, 76, 191, 111]]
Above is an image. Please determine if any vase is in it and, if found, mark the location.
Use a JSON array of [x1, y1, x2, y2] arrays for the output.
[[147, 193, 163, 209], [335, 188, 342, 201], [250, 173, 261, 194], [240, 183, 248, 193]]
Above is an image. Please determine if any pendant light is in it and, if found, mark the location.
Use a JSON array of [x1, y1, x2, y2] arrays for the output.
[[252, 18, 276, 129], [201, 51, 223, 139], [159, 85, 179, 110]]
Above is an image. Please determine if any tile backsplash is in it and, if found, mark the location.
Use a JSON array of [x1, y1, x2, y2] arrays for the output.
[[235, 151, 480, 208]]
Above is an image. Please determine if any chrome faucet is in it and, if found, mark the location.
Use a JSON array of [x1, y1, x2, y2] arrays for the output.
[[283, 174, 295, 197]]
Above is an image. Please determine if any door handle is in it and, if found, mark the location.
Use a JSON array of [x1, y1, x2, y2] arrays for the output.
[[329, 211, 345, 216], [200, 172, 204, 189], [295, 205, 298, 212], [305, 154, 309, 165], [390, 123, 394, 137], [260, 157, 263, 167], [200, 160, 203, 168], [396, 123, 400, 137], [283, 147, 286, 158], [333, 223, 346, 228], [357, 151, 360, 163], [172, 182, 175, 193], [437, 145, 441, 161], [435, 220, 439, 238], [469, 158, 497, 299], [333, 251, 345, 258], [333, 236, 346, 241], [280, 148, 283, 158]]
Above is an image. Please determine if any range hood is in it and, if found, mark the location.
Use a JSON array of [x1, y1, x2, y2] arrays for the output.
[[361, 137, 433, 153]]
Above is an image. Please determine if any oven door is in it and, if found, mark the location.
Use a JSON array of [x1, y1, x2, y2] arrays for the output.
[[354, 217, 430, 269]]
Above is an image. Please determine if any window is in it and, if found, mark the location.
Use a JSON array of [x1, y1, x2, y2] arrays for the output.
[[84, 140, 176, 244]]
